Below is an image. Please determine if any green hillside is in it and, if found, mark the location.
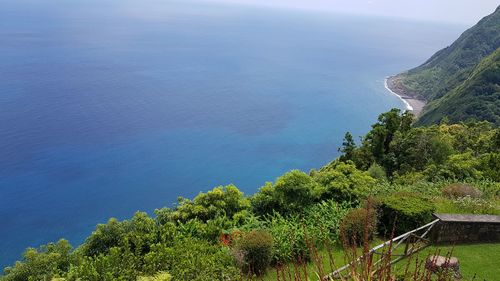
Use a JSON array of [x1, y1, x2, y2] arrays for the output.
[[399, 6, 500, 101], [417, 48, 500, 126]]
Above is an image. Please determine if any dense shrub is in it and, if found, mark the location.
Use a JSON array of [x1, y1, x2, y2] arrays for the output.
[[258, 200, 351, 265], [169, 185, 250, 223], [251, 170, 322, 216], [379, 192, 435, 235], [340, 207, 377, 246], [233, 230, 273, 276], [442, 183, 483, 199], [367, 163, 387, 182], [304, 200, 352, 245], [81, 218, 127, 257], [313, 161, 375, 202], [1, 240, 72, 281], [264, 214, 307, 264]]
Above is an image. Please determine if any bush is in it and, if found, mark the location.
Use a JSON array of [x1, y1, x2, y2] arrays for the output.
[[251, 170, 322, 216], [1, 240, 72, 281], [379, 192, 435, 235], [264, 214, 308, 264], [145, 237, 239, 281], [169, 185, 250, 223], [313, 161, 375, 202], [233, 230, 273, 276], [442, 183, 482, 199], [340, 207, 377, 246], [367, 163, 387, 182]]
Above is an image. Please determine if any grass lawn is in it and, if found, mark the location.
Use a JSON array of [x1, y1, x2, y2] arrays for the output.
[[262, 242, 500, 281], [394, 243, 500, 281]]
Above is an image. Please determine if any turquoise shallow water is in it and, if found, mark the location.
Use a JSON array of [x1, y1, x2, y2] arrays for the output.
[[0, 0, 464, 267]]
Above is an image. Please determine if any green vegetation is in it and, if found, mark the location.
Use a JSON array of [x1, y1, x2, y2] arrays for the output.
[[2, 110, 500, 280], [419, 48, 500, 126], [232, 230, 273, 276], [339, 206, 377, 245], [396, 6, 500, 125], [379, 192, 435, 235]]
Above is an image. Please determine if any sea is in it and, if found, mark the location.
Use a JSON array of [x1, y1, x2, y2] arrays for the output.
[[0, 0, 464, 267]]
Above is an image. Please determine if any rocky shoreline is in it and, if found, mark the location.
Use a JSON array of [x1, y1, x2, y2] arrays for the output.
[[385, 74, 427, 116]]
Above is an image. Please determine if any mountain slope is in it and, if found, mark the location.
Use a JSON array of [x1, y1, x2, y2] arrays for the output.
[[398, 6, 500, 101], [417, 48, 500, 126]]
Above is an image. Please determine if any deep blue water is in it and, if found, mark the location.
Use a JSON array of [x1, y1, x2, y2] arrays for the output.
[[0, 0, 464, 267]]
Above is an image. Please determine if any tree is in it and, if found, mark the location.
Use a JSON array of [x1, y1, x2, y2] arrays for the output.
[[2, 240, 72, 281], [251, 170, 322, 216], [339, 132, 356, 162], [314, 161, 375, 202], [169, 185, 250, 223], [81, 218, 127, 257]]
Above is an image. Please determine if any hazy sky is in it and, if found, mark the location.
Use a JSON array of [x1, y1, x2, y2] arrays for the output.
[[203, 0, 499, 25]]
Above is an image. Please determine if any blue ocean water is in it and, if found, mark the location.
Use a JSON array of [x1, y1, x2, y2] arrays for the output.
[[0, 0, 464, 267]]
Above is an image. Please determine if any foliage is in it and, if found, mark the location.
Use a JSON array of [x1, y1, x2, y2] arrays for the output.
[[233, 230, 273, 276], [67, 237, 239, 281], [81, 218, 127, 257], [424, 152, 484, 181], [379, 192, 436, 235], [251, 170, 322, 216], [345, 110, 500, 182], [356, 109, 413, 173], [264, 214, 308, 264], [169, 184, 250, 223], [159, 237, 239, 281], [255, 200, 351, 265], [314, 161, 375, 202], [2, 240, 72, 281], [367, 163, 387, 182], [338, 132, 357, 162], [339, 207, 377, 246]]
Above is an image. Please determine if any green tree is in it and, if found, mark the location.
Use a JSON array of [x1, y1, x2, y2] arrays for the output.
[[2, 240, 72, 281], [338, 132, 356, 162], [252, 170, 322, 216], [81, 218, 127, 257], [169, 185, 250, 223], [314, 161, 375, 202]]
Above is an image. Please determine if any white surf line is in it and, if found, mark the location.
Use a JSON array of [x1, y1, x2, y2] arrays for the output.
[[384, 76, 413, 111]]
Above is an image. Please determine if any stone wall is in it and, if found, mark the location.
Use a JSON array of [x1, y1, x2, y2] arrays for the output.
[[430, 214, 500, 244]]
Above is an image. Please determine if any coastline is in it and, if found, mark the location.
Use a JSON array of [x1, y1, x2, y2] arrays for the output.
[[384, 75, 427, 116]]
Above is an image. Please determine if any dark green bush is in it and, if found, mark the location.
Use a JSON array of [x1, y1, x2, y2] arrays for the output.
[[233, 230, 273, 276], [339, 207, 377, 246], [442, 183, 482, 199], [379, 192, 435, 235]]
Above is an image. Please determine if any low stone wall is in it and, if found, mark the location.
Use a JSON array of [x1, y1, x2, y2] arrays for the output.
[[430, 214, 500, 244]]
